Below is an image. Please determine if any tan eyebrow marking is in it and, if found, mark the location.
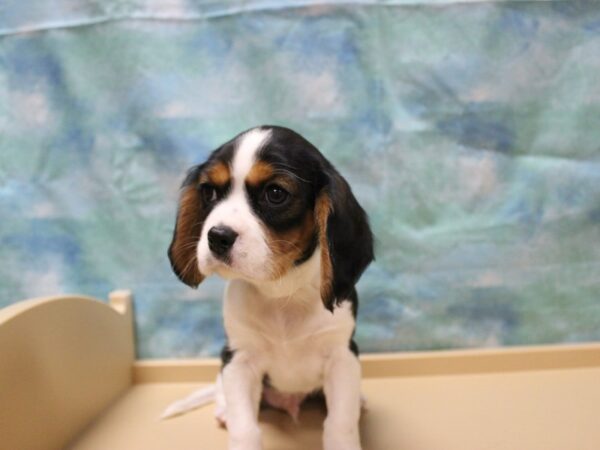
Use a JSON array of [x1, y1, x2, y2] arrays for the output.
[[246, 160, 274, 186], [200, 161, 230, 186]]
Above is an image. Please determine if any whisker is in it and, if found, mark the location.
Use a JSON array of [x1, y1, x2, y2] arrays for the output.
[[267, 239, 302, 253], [271, 168, 311, 184], [188, 220, 205, 229], [180, 255, 199, 279], [178, 240, 201, 251]]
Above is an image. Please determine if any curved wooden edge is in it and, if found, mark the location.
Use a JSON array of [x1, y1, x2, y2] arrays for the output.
[[0, 290, 133, 325], [0, 290, 135, 450], [133, 342, 600, 383]]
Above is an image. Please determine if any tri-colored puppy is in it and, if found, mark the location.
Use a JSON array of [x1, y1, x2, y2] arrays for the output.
[[164, 126, 374, 450]]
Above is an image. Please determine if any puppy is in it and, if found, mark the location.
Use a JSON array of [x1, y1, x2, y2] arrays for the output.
[[164, 126, 374, 450]]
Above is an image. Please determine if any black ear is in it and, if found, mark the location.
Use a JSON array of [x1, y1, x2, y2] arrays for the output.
[[315, 169, 374, 311], [168, 164, 206, 287]]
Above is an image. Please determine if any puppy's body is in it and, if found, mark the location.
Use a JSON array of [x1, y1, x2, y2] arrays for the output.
[[167, 126, 373, 450], [224, 251, 356, 393]]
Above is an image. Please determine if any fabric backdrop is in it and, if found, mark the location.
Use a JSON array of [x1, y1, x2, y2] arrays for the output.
[[1, 0, 599, 358]]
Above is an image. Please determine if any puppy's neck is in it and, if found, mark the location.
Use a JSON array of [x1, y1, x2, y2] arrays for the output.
[[247, 248, 321, 301]]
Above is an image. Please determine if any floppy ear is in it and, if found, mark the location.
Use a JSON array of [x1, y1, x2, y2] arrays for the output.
[[168, 164, 206, 287], [315, 169, 374, 311]]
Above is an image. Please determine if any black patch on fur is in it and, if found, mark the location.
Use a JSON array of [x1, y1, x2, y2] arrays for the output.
[[220, 344, 235, 370], [251, 125, 374, 311], [293, 231, 318, 266], [244, 172, 312, 234], [321, 168, 374, 311]]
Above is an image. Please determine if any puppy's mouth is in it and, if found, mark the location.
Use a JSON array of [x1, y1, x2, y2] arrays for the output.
[[204, 252, 240, 278], [212, 262, 251, 282], [199, 235, 275, 282], [212, 252, 232, 266], [209, 254, 275, 283], [205, 253, 233, 271]]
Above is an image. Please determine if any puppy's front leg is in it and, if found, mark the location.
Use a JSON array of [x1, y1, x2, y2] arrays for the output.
[[222, 352, 263, 450], [323, 347, 362, 450]]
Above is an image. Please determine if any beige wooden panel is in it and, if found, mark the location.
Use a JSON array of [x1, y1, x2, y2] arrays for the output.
[[0, 291, 134, 450]]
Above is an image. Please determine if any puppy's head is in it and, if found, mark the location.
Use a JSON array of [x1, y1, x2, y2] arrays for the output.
[[168, 126, 373, 310]]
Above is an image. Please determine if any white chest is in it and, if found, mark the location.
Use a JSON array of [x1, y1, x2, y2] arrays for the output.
[[223, 280, 356, 394]]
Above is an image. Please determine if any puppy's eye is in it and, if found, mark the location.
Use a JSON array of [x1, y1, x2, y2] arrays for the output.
[[264, 184, 289, 205], [200, 184, 218, 204]]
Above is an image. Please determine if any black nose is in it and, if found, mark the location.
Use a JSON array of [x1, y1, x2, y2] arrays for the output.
[[208, 226, 238, 259]]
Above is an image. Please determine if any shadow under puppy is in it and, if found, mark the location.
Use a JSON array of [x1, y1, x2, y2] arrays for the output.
[[163, 126, 374, 450]]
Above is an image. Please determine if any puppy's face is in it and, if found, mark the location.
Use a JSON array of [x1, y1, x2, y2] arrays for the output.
[[169, 126, 374, 309]]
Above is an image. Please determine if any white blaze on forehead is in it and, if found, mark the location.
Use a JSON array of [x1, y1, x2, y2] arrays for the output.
[[231, 128, 271, 189], [196, 127, 274, 281]]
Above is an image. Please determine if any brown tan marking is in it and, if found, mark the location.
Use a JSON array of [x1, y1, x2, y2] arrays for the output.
[[169, 182, 205, 287], [315, 192, 333, 305], [200, 161, 230, 186], [246, 160, 274, 186], [264, 211, 316, 279]]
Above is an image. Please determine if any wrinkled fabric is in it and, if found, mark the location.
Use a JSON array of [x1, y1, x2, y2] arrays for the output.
[[1, 0, 599, 358]]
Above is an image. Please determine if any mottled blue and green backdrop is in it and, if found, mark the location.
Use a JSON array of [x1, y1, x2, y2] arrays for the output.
[[1, 0, 599, 358]]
